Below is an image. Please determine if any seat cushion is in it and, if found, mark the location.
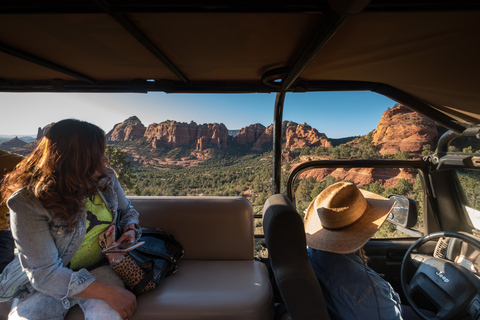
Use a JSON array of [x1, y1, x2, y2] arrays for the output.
[[129, 260, 274, 320], [1, 260, 274, 320]]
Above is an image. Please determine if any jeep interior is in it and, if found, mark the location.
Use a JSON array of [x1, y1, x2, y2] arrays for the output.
[[1, 1, 480, 319]]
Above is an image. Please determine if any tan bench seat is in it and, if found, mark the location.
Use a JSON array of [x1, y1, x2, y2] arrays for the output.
[[0, 196, 274, 320]]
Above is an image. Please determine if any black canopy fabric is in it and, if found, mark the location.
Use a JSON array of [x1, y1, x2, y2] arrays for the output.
[[1, 1, 479, 129]]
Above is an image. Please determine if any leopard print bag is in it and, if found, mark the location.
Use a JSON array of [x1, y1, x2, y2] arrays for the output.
[[111, 255, 157, 293], [100, 228, 184, 295]]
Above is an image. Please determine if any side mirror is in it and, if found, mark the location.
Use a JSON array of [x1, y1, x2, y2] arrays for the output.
[[386, 195, 418, 228]]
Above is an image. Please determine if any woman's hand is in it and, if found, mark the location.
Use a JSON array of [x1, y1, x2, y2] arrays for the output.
[[106, 285, 137, 319], [76, 281, 137, 319], [113, 225, 136, 246]]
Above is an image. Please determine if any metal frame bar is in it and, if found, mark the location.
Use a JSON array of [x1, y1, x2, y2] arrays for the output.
[[436, 127, 480, 155], [272, 92, 286, 194], [95, 0, 189, 83], [1, 1, 478, 14], [280, 9, 347, 91], [0, 1, 329, 14], [0, 42, 97, 84], [269, 7, 349, 194], [0, 79, 469, 133]]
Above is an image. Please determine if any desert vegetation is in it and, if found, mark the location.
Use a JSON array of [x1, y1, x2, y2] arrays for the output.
[[101, 119, 480, 256]]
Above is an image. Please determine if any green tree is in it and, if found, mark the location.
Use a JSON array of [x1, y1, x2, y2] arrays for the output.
[[383, 186, 396, 197], [295, 177, 317, 203], [393, 151, 410, 160], [463, 146, 474, 154], [448, 145, 458, 153], [422, 144, 432, 156], [458, 172, 480, 209], [106, 145, 140, 195], [368, 182, 384, 195], [395, 179, 414, 196], [300, 147, 312, 156]]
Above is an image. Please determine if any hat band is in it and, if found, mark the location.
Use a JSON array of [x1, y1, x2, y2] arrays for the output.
[[322, 208, 367, 231]]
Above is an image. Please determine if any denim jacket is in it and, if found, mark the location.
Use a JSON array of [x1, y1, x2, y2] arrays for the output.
[[308, 247, 403, 320], [0, 168, 141, 308]]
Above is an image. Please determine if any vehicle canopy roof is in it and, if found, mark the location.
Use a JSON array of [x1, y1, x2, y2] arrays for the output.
[[1, 0, 479, 132]]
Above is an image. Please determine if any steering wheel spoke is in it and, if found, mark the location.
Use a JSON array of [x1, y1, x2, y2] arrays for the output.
[[410, 252, 431, 268]]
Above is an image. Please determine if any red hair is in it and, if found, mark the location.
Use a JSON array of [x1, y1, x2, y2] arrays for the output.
[[1, 119, 109, 226]]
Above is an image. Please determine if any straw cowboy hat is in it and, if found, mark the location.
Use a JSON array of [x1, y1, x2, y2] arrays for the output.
[[305, 182, 395, 254]]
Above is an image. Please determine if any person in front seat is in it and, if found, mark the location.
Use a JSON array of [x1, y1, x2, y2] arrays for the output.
[[305, 182, 407, 320]]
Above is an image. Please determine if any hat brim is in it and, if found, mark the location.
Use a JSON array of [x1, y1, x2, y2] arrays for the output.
[[305, 189, 395, 254]]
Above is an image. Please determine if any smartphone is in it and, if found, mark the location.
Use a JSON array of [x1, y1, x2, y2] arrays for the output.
[[101, 241, 145, 254]]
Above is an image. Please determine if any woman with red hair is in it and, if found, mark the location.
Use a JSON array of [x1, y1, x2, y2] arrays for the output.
[[0, 119, 140, 320]]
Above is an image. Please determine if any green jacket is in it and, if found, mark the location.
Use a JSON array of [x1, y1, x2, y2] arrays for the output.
[[0, 149, 25, 230]]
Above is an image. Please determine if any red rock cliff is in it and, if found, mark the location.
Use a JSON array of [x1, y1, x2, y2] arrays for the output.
[[145, 120, 197, 148], [285, 122, 332, 149], [252, 121, 331, 150], [107, 116, 146, 141], [235, 123, 266, 144], [371, 104, 438, 156], [296, 165, 418, 188], [195, 123, 229, 151], [291, 105, 436, 189], [145, 120, 228, 151]]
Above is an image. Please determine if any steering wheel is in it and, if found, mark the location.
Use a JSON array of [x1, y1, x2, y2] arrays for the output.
[[401, 231, 480, 320]]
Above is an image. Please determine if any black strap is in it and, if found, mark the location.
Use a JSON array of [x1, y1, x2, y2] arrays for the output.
[[132, 267, 155, 296]]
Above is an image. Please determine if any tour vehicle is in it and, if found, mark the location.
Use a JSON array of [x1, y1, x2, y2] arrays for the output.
[[1, 1, 480, 319]]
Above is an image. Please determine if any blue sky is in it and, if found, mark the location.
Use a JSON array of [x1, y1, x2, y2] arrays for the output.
[[0, 91, 396, 139]]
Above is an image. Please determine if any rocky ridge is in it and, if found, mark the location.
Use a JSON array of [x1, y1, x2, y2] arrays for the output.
[[299, 167, 418, 188], [235, 123, 265, 145], [371, 104, 438, 156], [2, 105, 438, 188], [106, 117, 332, 153], [107, 116, 146, 141], [1, 123, 55, 156], [254, 121, 331, 150], [293, 104, 438, 187], [0, 137, 27, 150], [144, 121, 229, 151]]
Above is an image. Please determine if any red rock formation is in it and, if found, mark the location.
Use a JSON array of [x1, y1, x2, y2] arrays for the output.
[[299, 167, 335, 182], [107, 116, 146, 141], [383, 168, 418, 188], [145, 120, 197, 148], [285, 122, 331, 149], [253, 121, 331, 150], [254, 124, 274, 149], [235, 123, 266, 144], [329, 167, 403, 186], [282, 151, 300, 162], [195, 123, 229, 151], [145, 120, 228, 151], [296, 166, 417, 188], [371, 104, 438, 156], [288, 106, 435, 190]]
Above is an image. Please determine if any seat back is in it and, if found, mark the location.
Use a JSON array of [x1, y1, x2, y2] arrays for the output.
[[263, 194, 330, 320], [130, 196, 254, 260]]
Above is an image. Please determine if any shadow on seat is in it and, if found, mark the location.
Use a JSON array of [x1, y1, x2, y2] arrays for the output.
[[263, 194, 330, 320]]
